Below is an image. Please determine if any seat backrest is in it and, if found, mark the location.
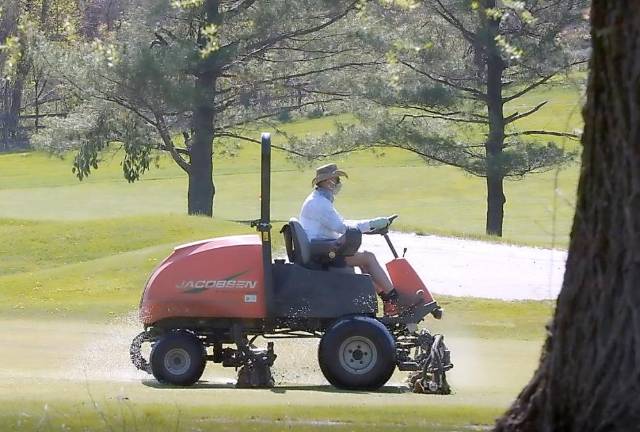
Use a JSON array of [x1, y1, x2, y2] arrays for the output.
[[286, 218, 311, 265]]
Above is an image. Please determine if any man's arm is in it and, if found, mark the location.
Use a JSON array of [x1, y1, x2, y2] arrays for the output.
[[305, 194, 388, 235], [344, 217, 375, 233]]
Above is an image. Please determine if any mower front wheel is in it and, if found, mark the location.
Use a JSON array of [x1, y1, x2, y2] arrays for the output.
[[150, 331, 206, 386], [318, 316, 396, 390]]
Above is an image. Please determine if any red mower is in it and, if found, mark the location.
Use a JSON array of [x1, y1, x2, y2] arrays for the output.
[[130, 134, 453, 393]]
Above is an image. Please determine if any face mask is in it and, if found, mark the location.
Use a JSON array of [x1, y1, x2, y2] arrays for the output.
[[334, 182, 342, 195]]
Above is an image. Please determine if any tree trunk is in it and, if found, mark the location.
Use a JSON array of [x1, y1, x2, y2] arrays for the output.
[[486, 172, 505, 236], [188, 70, 216, 216], [495, 3, 640, 431], [186, 0, 220, 216], [2, 53, 29, 150], [482, 0, 506, 236], [1, 85, 8, 151]]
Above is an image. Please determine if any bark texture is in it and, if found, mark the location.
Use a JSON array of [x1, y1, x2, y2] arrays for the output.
[[187, 0, 219, 216], [482, 0, 506, 236], [495, 2, 640, 431], [0, 54, 29, 151], [188, 74, 216, 217]]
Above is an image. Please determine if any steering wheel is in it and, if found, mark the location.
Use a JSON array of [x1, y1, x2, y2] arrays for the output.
[[366, 214, 399, 235]]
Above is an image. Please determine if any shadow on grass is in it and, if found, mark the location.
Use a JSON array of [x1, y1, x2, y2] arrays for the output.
[[269, 384, 410, 395], [142, 379, 236, 390], [142, 379, 410, 395], [231, 219, 288, 226]]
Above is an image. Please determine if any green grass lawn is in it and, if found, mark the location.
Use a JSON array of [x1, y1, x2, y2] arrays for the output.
[[0, 314, 540, 432], [0, 148, 579, 248], [0, 385, 500, 432]]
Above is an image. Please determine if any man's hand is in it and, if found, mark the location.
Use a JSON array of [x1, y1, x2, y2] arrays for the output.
[[369, 217, 390, 231]]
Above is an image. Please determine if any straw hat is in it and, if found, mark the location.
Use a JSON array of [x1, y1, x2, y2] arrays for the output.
[[311, 163, 348, 186]]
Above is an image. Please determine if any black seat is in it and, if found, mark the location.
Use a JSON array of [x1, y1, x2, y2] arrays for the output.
[[281, 218, 361, 269], [285, 219, 313, 265]]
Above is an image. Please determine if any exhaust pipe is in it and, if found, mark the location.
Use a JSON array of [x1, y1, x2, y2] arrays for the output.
[[258, 133, 275, 317]]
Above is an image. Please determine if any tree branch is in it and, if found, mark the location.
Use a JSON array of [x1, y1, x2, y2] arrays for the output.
[[379, 142, 483, 176], [19, 113, 67, 119], [216, 131, 359, 159], [221, 0, 258, 21], [268, 46, 358, 55], [247, 61, 381, 85], [235, 1, 359, 65], [399, 60, 486, 99], [432, 0, 478, 43], [153, 111, 190, 173], [505, 101, 548, 124], [400, 113, 489, 125], [505, 130, 581, 140], [217, 98, 343, 129], [502, 60, 588, 103]]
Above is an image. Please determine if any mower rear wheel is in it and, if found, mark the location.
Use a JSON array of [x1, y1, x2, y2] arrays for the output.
[[318, 316, 396, 390], [150, 331, 206, 386]]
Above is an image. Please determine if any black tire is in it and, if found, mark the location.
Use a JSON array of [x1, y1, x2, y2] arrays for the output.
[[318, 316, 396, 390], [150, 331, 206, 386]]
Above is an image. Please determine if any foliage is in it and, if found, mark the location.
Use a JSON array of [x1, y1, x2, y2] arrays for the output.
[[32, 0, 365, 213], [307, 107, 326, 119], [0, 390, 504, 431], [0, 0, 99, 151], [276, 109, 292, 123], [288, 0, 588, 235], [294, 108, 576, 178], [294, 0, 587, 177]]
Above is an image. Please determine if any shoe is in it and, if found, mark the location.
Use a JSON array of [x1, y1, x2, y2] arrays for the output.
[[383, 300, 399, 316], [381, 288, 424, 316], [380, 288, 399, 316]]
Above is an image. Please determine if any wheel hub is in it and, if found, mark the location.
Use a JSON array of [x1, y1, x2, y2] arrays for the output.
[[338, 336, 378, 375], [164, 348, 191, 376]]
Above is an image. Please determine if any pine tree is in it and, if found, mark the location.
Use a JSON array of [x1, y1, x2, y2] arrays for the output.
[[34, 0, 365, 215], [294, 0, 588, 236]]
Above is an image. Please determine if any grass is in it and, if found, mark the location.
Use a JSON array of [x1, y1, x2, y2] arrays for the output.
[[0, 148, 579, 248], [0, 309, 538, 432], [431, 296, 552, 341], [0, 398, 502, 432], [0, 216, 252, 276], [0, 216, 257, 317], [0, 314, 533, 432]]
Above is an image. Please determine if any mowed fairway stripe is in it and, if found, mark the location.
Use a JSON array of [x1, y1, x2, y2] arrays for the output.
[[0, 317, 538, 431]]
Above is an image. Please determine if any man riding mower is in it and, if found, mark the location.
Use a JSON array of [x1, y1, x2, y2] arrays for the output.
[[299, 163, 425, 316], [130, 133, 452, 393]]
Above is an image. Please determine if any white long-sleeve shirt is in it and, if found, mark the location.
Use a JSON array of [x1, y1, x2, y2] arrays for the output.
[[299, 188, 372, 240]]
